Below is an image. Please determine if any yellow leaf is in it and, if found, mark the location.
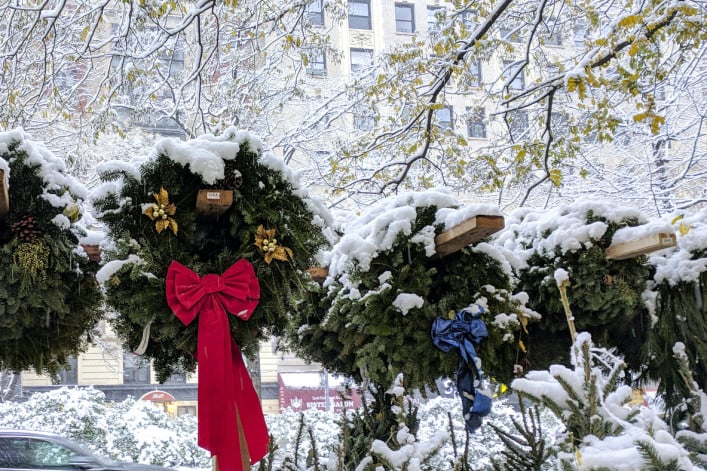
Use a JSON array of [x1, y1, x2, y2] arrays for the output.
[[155, 219, 169, 233], [80, 26, 90, 42], [679, 222, 690, 236], [549, 168, 562, 186], [671, 214, 684, 224], [519, 340, 527, 352]]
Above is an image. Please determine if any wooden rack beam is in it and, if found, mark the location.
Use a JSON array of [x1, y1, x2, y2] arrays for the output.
[[605, 232, 677, 260], [434, 215, 505, 258], [308, 214, 505, 282]]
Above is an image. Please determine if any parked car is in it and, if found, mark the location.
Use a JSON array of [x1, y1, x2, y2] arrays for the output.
[[0, 430, 174, 471]]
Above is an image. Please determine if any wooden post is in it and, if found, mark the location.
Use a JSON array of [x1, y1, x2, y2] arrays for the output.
[[605, 232, 677, 260], [0, 169, 8, 220]]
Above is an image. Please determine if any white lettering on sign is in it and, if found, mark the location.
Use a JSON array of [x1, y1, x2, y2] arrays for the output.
[[206, 192, 221, 200]]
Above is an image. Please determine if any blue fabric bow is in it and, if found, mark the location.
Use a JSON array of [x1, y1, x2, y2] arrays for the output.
[[431, 306, 492, 433]]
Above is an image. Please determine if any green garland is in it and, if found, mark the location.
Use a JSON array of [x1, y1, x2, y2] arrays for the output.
[[287, 195, 529, 391], [0, 132, 102, 376], [92, 129, 330, 382], [513, 208, 651, 371]]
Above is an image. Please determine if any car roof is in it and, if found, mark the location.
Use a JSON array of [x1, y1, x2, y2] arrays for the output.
[[0, 430, 65, 439]]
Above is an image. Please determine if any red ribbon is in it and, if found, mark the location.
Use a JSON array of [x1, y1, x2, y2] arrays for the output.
[[165, 260, 269, 471]]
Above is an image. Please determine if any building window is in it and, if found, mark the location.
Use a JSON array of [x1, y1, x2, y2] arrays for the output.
[[435, 105, 453, 130], [307, 0, 324, 26], [123, 353, 150, 384], [427, 6, 445, 34], [177, 406, 197, 417], [461, 10, 477, 30], [573, 20, 587, 47], [348, 0, 371, 30], [54, 356, 78, 385], [350, 48, 374, 72], [307, 50, 327, 76], [354, 111, 376, 130], [395, 3, 415, 33], [500, 23, 523, 43], [548, 112, 570, 137], [542, 18, 562, 46], [507, 110, 529, 140], [466, 107, 486, 138], [503, 60, 525, 90], [467, 59, 482, 87], [165, 372, 186, 383]]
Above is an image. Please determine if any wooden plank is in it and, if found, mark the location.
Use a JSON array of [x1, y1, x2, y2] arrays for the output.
[[81, 244, 102, 262], [434, 215, 505, 258], [308, 214, 506, 281], [196, 189, 233, 217], [605, 232, 676, 260], [307, 266, 329, 282], [0, 169, 8, 220]]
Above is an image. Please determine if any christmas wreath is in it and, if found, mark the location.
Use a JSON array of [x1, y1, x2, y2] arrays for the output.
[[286, 190, 534, 391], [0, 130, 102, 376], [501, 202, 653, 371], [92, 127, 331, 382]]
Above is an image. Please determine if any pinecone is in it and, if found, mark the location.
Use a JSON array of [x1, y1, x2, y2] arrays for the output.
[[11, 216, 41, 242], [222, 169, 243, 189]]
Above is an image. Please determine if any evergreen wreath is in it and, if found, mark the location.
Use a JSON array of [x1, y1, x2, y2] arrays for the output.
[[507, 203, 652, 371], [0, 130, 102, 376], [92, 127, 331, 382], [287, 191, 533, 391]]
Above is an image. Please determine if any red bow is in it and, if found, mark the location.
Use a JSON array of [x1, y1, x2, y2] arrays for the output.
[[166, 260, 269, 471]]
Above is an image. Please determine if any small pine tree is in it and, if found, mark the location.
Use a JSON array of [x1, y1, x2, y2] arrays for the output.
[[512, 333, 694, 470]]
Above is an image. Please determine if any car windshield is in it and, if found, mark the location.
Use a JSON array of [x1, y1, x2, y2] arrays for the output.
[[0, 433, 117, 469]]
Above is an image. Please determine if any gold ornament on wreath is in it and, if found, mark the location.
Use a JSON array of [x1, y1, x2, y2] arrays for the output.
[[255, 225, 293, 264], [13, 239, 50, 279], [144, 187, 178, 235]]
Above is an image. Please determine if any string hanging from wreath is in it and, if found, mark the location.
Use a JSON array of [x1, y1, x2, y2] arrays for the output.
[[92, 127, 332, 469], [0, 129, 102, 376]]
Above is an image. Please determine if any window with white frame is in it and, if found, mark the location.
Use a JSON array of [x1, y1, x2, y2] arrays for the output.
[[507, 110, 529, 140], [348, 0, 371, 30], [395, 3, 415, 33], [427, 6, 445, 34], [466, 107, 487, 138], [354, 110, 376, 130], [467, 59, 482, 87], [503, 60, 525, 90], [461, 9, 477, 31], [350, 48, 374, 72], [542, 18, 562, 46], [307, 50, 327, 75], [54, 356, 78, 385], [307, 0, 325, 26], [123, 353, 150, 384], [573, 19, 587, 47], [499, 22, 524, 42], [435, 105, 454, 130]]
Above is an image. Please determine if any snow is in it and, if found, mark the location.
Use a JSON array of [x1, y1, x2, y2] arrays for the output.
[[96, 254, 146, 284], [392, 293, 424, 315]]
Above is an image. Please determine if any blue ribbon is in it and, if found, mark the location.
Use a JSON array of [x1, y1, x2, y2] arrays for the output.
[[431, 306, 492, 433]]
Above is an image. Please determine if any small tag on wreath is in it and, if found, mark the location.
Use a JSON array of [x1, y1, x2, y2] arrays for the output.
[[196, 190, 233, 216]]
